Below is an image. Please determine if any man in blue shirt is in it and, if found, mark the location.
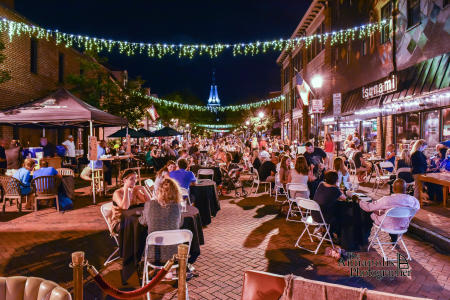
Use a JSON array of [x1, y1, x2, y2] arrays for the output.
[[169, 158, 196, 190], [33, 160, 59, 179]]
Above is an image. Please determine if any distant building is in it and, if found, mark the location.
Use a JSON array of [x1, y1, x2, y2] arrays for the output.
[[207, 71, 221, 107]]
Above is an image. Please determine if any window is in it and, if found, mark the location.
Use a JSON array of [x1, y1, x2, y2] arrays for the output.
[[308, 23, 325, 62], [422, 110, 440, 147], [407, 0, 421, 28], [443, 108, 450, 140], [30, 38, 38, 74], [396, 113, 420, 142], [362, 38, 368, 56], [58, 53, 65, 83], [381, 1, 392, 44]]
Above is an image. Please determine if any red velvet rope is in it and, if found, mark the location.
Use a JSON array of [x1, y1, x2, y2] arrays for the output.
[[91, 268, 168, 299]]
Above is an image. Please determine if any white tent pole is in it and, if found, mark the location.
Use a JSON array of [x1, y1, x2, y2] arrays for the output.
[[90, 120, 96, 204], [43, 128, 45, 137]]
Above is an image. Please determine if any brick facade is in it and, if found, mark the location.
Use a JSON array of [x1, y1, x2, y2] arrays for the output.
[[0, 1, 108, 145]]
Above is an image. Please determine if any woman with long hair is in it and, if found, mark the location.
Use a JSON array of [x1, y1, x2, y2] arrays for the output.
[[290, 156, 314, 198], [411, 139, 428, 199], [111, 169, 150, 233], [279, 155, 291, 185], [333, 157, 351, 190], [139, 177, 182, 264], [324, 133, 335, 169]]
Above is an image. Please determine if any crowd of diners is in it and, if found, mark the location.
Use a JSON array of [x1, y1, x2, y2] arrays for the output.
[[2, 132, 448, 251]]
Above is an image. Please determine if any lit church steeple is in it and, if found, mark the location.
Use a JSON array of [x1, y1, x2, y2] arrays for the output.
[[207, 71, 220, 107]]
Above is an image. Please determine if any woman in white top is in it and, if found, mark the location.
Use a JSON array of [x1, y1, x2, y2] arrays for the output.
[[334, 157, 351, 190], [289, 156, 314, 198]]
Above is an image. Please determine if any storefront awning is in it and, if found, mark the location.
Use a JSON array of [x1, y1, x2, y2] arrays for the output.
[[340, 88, 381, 120]]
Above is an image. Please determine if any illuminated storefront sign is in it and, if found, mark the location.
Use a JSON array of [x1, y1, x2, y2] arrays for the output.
[[362, 75, 397, 99]]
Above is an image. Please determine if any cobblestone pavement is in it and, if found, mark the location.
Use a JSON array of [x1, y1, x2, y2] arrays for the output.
[[0, 187, 449, 299]]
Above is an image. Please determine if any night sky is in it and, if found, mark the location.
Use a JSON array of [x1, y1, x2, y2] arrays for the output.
[[15, 0, 310, 105]]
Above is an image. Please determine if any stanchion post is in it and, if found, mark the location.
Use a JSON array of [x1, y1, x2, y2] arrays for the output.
[[177, 244, 189, 300], [72, 251, 85, 300]]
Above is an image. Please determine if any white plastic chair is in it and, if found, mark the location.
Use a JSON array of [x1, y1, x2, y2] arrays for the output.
[[100, 202, 120, 266], [145, 179, 155, 198], [198, 169, 214, 181], [373, 163, 391, 194], [250, 169, 271, 195], [180, 187, 191, 205], [142, 229, 193, 300], [274, 174, 286, 202], [380, 161, 394, 174], [285, 183, 308, 222], [294, 198, 334, 254], [367, 207, 417, 261]]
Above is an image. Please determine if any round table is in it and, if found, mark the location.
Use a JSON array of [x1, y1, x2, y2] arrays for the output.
[[336, 199, 372, 251], [119, 204, 204, 282], [190, 181, 220, 226]]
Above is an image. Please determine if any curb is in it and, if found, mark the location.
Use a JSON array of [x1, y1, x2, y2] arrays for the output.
[[408, 221, 450, 254]]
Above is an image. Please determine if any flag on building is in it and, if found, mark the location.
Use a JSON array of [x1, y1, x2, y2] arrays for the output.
[[147, 105, 159, 121], [295, 73, 311, 108]]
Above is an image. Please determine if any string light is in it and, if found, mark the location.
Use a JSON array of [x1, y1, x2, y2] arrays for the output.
[[132, 91, 285, 112], [0, 17, 388, 59], [195, 124, 235, 128]]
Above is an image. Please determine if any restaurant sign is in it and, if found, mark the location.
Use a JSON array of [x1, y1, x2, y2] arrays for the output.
[[362, 75, 397, 100]]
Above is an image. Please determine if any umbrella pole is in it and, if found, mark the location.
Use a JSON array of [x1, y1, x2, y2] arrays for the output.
[[90, 121, 96, 204]]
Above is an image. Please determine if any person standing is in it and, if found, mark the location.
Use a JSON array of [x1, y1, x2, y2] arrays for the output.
[[324, 133, 335, 170], [40, 137, 57, 158], [62, 135, 76, 165], [6, 140, 22, 170], [411, 140, 428, 200]]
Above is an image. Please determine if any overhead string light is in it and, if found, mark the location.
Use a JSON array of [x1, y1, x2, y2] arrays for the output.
[[0, 17, 388, 59], [132, 91, 285, 112], [195, 124, 236, 128]]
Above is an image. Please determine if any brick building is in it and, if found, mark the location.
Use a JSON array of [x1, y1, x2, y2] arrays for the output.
[[0, 0, 117, 147], [279, 0, 450, 155]]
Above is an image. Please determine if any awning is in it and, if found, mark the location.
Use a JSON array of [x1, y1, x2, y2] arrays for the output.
[[0, 88, 127, 127]]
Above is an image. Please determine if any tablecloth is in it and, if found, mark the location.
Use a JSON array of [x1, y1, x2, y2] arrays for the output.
[[190, 181, 220, 226], [336, 200, 372, 251], [119, 204, 204, 282]]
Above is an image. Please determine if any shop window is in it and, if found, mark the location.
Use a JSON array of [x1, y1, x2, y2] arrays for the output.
[[443, 108, 450, 140], [362, 119, 377, 153], [396, 113, 420, 142], [30, 38, 38, 74], [381, 1, 392, 44], [422, 110, 440, 147], [407, 0, 421, 28]]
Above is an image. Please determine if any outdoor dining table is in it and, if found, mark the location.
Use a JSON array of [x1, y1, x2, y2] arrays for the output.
[[417, 173, 450, 207], [336, 195, 373, 251], [119, 204, 204, 283], [190, 179, 220, 226]]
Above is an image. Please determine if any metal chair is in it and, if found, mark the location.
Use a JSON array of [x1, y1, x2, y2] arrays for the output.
[[197, 168, 214, 181], [294, 198, 334, 254], [31, 176, 59, 212], [379, 161, 394, 175], [285, 183, 308, 222], [372, 163, 391, 194], [274, 174, 286, 203], [367, 207, 417, 261], [250, 169, 271, 195], [142, 229, 193, 300], [348, 158, 357, 184], [56, 168, 74, 177], [100, 202, 120, 266], [0, 175, 26, 212]]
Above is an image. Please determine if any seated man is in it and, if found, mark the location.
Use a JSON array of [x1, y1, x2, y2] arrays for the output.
[[169, 158, 196, 190], [353, 144, 369, 182], [33, 160, 60, 179], [359, 179, 419, 241], [258, 156, 277, 183]]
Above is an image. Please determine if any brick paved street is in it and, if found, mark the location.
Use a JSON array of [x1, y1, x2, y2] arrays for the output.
[[0, 186, 449, 300]]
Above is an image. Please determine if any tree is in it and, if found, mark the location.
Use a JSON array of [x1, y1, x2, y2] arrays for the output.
[[0, 40, 11, 84]]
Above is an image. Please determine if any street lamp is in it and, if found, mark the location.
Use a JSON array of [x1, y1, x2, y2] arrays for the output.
[[258, 111, 265, 119], [311, 74, 323, 89], [245, 120, 250, 125]]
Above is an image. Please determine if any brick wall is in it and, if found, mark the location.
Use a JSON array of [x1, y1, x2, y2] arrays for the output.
[[0, 4, 105, 144]]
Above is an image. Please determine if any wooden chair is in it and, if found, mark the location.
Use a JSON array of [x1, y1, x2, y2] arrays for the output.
[[56, 168, 74, 177], [31, 176, 60, 212], [0, 175, 26, 212]]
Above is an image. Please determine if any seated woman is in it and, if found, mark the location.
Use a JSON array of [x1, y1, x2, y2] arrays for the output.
[[312, 170, 346, 236], [278, 155, 291, 186], [333, 157, 351, 191], [353, 144, 369, 182], [385, 144, 396, 172], [110, 169, 150, 233], [388, 149, 413, 194], [13, 158, 35, 210], [139, 177, 182, 265], [290, 156, 314, 199]]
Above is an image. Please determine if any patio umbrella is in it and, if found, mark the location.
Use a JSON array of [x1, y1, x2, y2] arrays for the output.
[[108, 127, 145, 138], [151, 126, 182, 137], [138, 128, 155, 137]]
